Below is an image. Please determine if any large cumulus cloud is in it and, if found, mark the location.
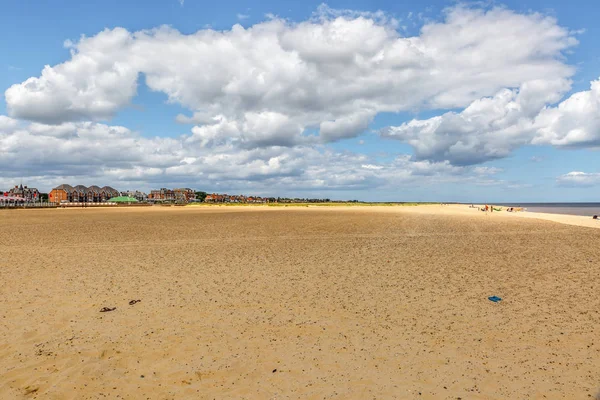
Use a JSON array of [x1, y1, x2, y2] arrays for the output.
[[380, 79, 569, 164], [380, 78, 600, 165], [5, 5, 577, 149], [0, 118, 507, 192]]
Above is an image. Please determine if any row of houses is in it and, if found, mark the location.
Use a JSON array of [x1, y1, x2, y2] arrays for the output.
[[148, 188, 196, 202], [46, 185, 197, 203], [49, 184, 121, 203], [4, 183, 287, 206], [204, 193, 268, 203]]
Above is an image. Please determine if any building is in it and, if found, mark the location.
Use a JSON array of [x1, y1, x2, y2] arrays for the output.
[[204, 193, 267, 203], [6, 184, 40, 202], [205, 193, 225, 203], [148, 188, 175, 201], [148, 188, 195, 203], [49, 184, 119, 203], [174, 188, 196, 202], [120, 190, 148, 202]]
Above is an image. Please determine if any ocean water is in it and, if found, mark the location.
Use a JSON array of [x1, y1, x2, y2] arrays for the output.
[[496, 203, 600, 217]]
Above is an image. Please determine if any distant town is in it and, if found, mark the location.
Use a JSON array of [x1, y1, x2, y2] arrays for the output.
[[1, 183, 335, 207]]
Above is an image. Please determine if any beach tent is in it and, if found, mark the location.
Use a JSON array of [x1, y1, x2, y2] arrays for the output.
[[107, 196, 139, 204]]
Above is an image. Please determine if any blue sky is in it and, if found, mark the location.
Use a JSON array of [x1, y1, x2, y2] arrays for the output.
[[1, 0, 599, 201]]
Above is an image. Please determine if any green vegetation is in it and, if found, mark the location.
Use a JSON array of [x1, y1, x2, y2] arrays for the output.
[[195, 191, 207, 202]]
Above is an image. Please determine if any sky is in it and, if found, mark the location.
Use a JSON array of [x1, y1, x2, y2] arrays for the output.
[[1, 0, 599, 202]]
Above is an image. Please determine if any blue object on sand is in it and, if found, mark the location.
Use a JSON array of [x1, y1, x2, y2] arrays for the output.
[[488, 296, 502, 302]]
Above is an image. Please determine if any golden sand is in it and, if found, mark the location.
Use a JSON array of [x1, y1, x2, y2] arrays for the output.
[[1, 206, 599, 399]]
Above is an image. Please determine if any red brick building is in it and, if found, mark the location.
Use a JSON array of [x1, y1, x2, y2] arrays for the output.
[[49, 184, 119, 203], [148, 188, 175, 201]]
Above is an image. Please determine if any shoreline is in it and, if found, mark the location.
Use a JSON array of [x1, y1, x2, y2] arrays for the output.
[[454, 204, 600, 230], [392, 204, 600, 230], [4, 202, 598, 230]]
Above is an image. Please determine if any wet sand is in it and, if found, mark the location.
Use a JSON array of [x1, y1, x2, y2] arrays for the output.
[[1, 206, 599, 399]]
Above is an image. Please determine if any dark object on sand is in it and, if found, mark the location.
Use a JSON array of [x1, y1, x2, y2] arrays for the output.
[[272, 369, 277, 373], [129, 299, 141, 305], [488, 296, 502, 303], [593, 215, 598, 220], [100, 307, 116, 312]]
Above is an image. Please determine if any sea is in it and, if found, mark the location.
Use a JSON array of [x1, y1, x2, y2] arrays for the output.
[[495, 203, 600, 217]]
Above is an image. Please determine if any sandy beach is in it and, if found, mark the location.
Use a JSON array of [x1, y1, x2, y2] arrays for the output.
[[1, 205, 599, 399]]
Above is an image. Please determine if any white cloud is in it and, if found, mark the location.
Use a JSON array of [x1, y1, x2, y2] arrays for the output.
[[5, 28, 137, 124], [312, 3, 399, 28], [5, 5, 577, 149], [186, 113, 313, 148], [557, 171, 600, 187], [361, 164, 383, 170], [319, 111, 375, 142], [473, 166, 503, 175], [533, 79, 600, 147], [0, 117, 509, 192], [380, 80, 569, 164], [237, 13, 249, 20], [380, 77, 600, 165], [0, 115, 19, 132]]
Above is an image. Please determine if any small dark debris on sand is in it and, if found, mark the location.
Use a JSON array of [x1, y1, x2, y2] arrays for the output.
[[100, 307, 116, 313], [129, 299, 141, 305], [24, 386, 39, 395]]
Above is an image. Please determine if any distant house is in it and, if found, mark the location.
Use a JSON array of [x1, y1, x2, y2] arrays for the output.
[[173, 188, 196, 203], [49, 184, 119, 203], [205, 193, 226, 203], [148, 188, 175, 201], [204, 193, 271, 203], [72, 185, 88, 202], [121, 190, 148, 202], [87, 186, 102, 202], [100, 186, 120, 201], [7, 184, 40, 202]]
